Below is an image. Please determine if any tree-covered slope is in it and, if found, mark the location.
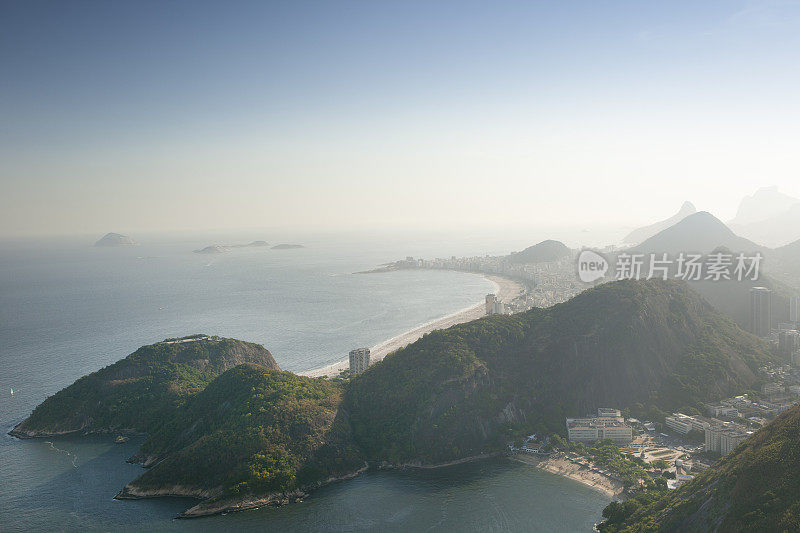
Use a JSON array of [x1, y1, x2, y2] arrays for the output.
[[599, 403, 800, 532], [346, 280, 774, 465], [507, 239, 571, 263], [117, 364, 364, 517], [10, 335, 279, 437]]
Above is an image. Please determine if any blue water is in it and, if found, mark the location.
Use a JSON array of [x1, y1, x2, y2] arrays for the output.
[[0, 232, 610, 531]]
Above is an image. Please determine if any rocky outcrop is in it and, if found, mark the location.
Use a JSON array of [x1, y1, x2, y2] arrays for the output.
[[94, 232, 138, 246], [10, 336, 279, 438]]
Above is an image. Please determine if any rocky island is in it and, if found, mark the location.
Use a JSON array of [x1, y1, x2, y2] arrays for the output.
[[94, 232, 138, 246], [193, 245, 230, 254], [10, 281, 776, 518], [193, 241, 270, 254], [271, 243, 304, 249]]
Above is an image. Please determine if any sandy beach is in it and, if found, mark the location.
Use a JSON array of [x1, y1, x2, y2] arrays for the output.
[[510, 453, 624, 499], [299, 274, 524, 378]]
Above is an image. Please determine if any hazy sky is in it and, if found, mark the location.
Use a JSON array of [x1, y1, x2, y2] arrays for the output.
[[2, 0, 800, 237]]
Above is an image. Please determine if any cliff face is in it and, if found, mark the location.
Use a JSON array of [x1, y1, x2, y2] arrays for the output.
[[346, 280, 774, 466], [10, 336, 278, 438]]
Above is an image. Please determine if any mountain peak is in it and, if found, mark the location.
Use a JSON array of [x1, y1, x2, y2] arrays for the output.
[[730, 186, 800, 226], [623, 201, 697, 244], [635, 211, 762, 255]]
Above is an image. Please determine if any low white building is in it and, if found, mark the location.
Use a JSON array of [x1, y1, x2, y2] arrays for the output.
[[566, 410, 632, 445], [665, 413, 706, 434]]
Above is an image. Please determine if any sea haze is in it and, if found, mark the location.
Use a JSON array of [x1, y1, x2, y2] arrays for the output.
[[0, 232, 609, 531]]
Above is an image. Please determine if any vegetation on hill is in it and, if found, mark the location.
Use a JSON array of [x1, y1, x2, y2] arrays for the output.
[[624, 210, 795, 329], [771, 238, 800, 290], [507, 239, 571, 263], [598, 403, 800, 532], [346, 280, 774, 466], [120, 364, 364, 515], [10, 336, 278, 437], [11, 280, 777, 517]]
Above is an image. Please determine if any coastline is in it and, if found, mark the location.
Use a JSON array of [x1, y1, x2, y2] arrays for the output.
[[299, 273, 524, 378], [510, 453, 624, 500]]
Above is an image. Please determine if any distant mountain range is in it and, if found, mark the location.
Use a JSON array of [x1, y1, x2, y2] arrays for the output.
[[624, 211, 794, 328], [623, 201, 697, 245], [633, 211, 764, 256]]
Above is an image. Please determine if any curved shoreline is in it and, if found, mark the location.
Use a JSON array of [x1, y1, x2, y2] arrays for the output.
[[299, 273, 524, 378], [510, 454, 624, 500]]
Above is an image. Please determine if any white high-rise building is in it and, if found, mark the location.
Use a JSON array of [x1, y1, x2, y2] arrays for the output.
[[750, 287, 772, 337], [349, 348, 371, 375], [485, 294, 497, 315], [790, 295, 799, 325]]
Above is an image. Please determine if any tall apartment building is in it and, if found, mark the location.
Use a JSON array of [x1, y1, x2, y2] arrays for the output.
[[705, 423, 751, 455], [750, 287, 772, 337], [485, 294, 497, 315], [779, 330, 800, 359], [349, 348, 371, 375], [790, 295, 799, 325]]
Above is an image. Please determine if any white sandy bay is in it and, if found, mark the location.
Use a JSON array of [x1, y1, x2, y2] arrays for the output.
[[299, 274, 523, 378]]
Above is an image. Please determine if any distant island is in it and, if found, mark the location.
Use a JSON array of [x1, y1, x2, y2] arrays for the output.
[[94, 232, 138, 247], [193, 241, 270, 254], [194, 245, 230, 254], [9, 280, 776, 518], [271, 243, 304, 249]]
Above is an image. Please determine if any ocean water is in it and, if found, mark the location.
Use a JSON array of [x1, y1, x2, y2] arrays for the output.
[[0, 232, 610, 531]]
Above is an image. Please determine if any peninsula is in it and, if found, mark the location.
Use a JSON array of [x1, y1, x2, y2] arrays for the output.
[[10, 280, 777, 518]]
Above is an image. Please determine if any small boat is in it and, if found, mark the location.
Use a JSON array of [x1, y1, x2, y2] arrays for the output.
[[115, 435, 129, 444], [9, 388, 13, 396]]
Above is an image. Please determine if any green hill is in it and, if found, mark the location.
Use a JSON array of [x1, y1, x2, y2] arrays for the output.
[[599, 403, 800, 532], [345, 280, 774, 465], [10, 335, 279, 438], [507, 239, 571, 263], [9, 280, 777, 517], [117, 364, 364, 517]]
